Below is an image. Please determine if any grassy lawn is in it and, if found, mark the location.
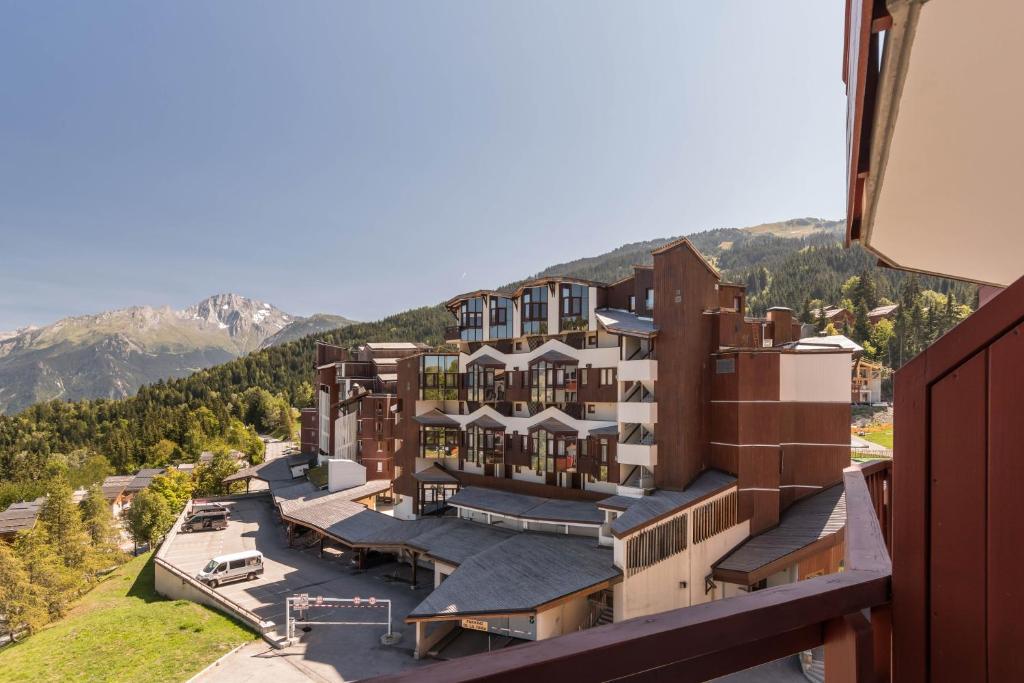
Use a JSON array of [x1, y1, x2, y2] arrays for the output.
[[860, 428, 894, 449], [0, 552, 256, 683]]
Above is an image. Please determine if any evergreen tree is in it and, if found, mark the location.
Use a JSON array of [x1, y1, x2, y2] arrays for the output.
[[14, 526, 82, 618], [853, 301, 872, 345], [80, 483, 123, 565], [852, 269, 878, 309], [38, 479, 91, 572], [0, 541, 47, 640], [799, 297, 813, 324]]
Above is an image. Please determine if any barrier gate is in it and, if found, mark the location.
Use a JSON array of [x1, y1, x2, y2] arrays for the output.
[[285, 593, 395, 643]]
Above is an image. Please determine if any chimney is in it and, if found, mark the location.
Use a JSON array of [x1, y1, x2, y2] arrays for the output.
[[766, 307, 795, 345]]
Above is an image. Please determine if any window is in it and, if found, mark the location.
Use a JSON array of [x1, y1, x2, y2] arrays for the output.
[[376, 401, 383, 413], [645, 288, 654, 311], [459, 297, 484, 341], [529, 359, 578, 404], [628, 295, 636, 312], [489, 297, 512, 339], [229, 559, 245, 570], [580, 368, 588, 385], [588, 334, 597, 347], [467, 426, 504, 465], [377, 462, 384, 473], [377, 440, 385, 452], [375, 422, 382, 433], [515, 341, 523, 351], [715, 358, 735, 374], [421, 427, 460, 459], [531, 429, 577, 475], [420, 355, 459, 400], [467, 365, 506, 403], [515, 403, 524, 412], [588, 404, 595, 414], [599, 368, 616, 386], [522, 286, 548, 335], [559, 283, 589, 331]]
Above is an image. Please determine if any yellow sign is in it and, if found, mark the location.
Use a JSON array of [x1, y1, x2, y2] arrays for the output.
[[461, 618, 488, 632]]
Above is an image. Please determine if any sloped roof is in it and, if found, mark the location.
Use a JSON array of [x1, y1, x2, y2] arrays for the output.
[[531, 349, 577, 365], [101, 475, 134, 500], [467, 414, 506, 430], [529, 417, 577, 435], [601, 469, 737, 538], [125, 468, 165, 493], [595, 308, 658, 338], [713, 484, 846, 585], [446, 486, 603, 525], [0, 497, 46, 536], [413, 409, 460, 427], [408, 534, 618, 619], [411, 464, 460, 485], [467, 353, 506, 369], [792, 335, 863, 353]]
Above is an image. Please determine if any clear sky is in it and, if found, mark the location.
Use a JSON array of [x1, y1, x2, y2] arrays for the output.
[[0, 1, 847, 330]]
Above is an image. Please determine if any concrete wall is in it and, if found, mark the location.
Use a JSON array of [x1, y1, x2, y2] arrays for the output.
[[779, 352, 851, 402], [535, 594, 590, 640], [328, 458, 366, 492]]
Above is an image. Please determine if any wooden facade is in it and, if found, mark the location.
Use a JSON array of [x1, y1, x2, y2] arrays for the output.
[[893, 274, 1024, 682]]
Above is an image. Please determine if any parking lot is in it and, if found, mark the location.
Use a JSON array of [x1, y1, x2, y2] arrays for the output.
[[162, 495, 431, 682]]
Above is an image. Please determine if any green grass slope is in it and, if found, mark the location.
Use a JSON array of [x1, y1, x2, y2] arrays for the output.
[[0, 552, 256, 683]]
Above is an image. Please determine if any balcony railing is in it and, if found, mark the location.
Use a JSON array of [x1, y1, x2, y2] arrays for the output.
[[367, 464, 892, 683]]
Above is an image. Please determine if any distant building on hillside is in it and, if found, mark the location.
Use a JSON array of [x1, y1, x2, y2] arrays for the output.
[[868, 303, 899, 324], [811, 305, 854, 331], [792, 334, 883, 404]]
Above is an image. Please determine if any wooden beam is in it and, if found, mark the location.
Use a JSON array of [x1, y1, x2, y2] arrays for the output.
[[371, 570, 888, 683], [824, 611, 873, 683]]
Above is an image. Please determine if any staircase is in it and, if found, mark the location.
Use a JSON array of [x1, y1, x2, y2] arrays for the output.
[[800, 647, 825, 683], [596, 605, 614, 626]]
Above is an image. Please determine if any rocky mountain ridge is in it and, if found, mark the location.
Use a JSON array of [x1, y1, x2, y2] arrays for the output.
[[0, 295, 355, 414]]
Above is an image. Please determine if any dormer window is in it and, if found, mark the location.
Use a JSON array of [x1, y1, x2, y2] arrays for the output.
[[560, 283, 589, 331], [489, 297, 512, 339], [459, 298, 484, 341], [628, 295, 636, 312]]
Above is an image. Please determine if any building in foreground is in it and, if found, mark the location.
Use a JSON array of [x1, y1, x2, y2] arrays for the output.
[[378, 238, 853, 641]]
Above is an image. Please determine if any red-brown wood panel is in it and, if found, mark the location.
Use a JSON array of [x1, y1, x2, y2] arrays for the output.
[[929, 350, 987, 681], [987, 324, 1024, 681]]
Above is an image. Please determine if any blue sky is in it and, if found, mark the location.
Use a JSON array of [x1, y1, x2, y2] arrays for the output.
[[0, 2, 847, 330]]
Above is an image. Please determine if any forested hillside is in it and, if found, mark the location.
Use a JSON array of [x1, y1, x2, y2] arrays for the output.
[[0, 306, 449, 505]]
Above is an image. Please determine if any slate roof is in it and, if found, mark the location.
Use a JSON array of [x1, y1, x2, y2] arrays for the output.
[[413, 409, 460, 427], [595, 308, 658, 338], [0, 497, 46, 536], [588, 424, 619, 437], [446, 486, 604, 525], [101, 475, 134, 500], [601, 469, 737, 537], [125, 468, 166, 493], [714, 484, 846, 581], [407, 519, 516, 566], [409, 534, 618, 619]]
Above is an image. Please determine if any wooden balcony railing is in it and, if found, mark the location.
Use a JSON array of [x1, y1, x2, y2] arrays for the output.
[[368, 465, 892, 683]]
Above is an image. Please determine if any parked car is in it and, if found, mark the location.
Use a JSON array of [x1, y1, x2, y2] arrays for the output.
[[180, 510, 228, 532], [196, 550, 264, 588], [190, 502, 230, 517]]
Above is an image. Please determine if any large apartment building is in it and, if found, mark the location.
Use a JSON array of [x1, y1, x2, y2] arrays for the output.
[[312, 340, 428, 480], [384, 238, 852, 631]]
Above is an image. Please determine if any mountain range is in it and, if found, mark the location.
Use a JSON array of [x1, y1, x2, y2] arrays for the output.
[[0, 294, 354, 414]]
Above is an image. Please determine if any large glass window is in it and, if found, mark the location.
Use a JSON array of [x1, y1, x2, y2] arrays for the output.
[[467, 365, 506, 403], [420, 354, 459, 400], [529, 360, 578, 404], [467, 426, 504, 466], [460, 297, 484, 341], [521, 287, 548, 335], [560, 283, 589, 331], [489, 297, 512, 339], [421, 427, 460, 459], [530, 430, 577, 475]]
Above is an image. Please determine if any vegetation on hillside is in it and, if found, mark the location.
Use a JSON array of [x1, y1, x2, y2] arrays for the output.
[[0, 552, 255, 683]]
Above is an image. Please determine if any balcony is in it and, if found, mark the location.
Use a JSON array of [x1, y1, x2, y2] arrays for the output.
[[366, 464, 891, 682], [617, 400, 656, 425], [616, 441, 657, 467], [444, 325, 461, 342], [618, 359, 657, 383]]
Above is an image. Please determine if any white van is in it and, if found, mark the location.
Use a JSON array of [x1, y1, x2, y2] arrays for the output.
[[196, 550, 263, 588]]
